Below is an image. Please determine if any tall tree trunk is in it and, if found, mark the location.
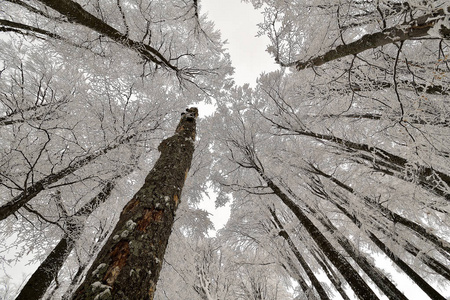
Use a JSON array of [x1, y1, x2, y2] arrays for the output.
[[15, 181, 116, 300], [283, 184, 408, 300], [309, 165, 450, 256], [30, 0, 177, 70], [280, 260, 309, 294], [0, 133, 136, 221], [306, 169, 448, 299], [325, 191, 447, 300], [311, 249, 352, 300], [253, 167, 379, 299], [72, 108, 198, 300], [268, 207, 331, 300]]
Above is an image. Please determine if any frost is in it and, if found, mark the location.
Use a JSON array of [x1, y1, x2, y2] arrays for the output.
[[428, 17, 450, 38], [91, 281, 111, 292], [94, 288, 112, 300], [126, 219, 136, 230], [92, 263, 107, 276], [120, 230, 129, 238], [113, 235, 120, 241]]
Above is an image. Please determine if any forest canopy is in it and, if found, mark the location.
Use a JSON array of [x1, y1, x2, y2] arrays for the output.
[[0, 0, 449, 299]]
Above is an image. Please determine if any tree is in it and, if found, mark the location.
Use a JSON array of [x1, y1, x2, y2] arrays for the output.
[[16, 177, 120, 300], [71, 107, 198, 300]]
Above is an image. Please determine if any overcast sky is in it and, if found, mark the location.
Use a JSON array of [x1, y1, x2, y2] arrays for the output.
[[201, 0, 279, 86]]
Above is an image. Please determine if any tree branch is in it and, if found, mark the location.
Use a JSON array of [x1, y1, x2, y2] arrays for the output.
[[289, 7, 450, 70]]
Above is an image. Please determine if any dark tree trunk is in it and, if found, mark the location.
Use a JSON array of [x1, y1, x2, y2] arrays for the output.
[[306, 168, 448, 299], [33, 0, 177, 70], [311, 250, 352, 300], [288, 183, 408, 300], [268, 207, 331, 300], [326, 193, 447, 300], [256, 170, 379, 299], [285, 7, 450, 70], [280, 259, 309, 294], [310, 165, 450, 256], [15, 181, 116, 300], [312, 165, 450, 265], [71, 108, 198, 300]]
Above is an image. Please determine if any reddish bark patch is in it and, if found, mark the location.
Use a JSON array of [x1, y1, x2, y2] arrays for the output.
[[123, 197, 139, 214], [136, 209, 163, 232], [103, 241, 130, 286], [176, 125, 184, 133]]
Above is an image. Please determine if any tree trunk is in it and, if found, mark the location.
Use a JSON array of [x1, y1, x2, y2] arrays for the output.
[[15, 181, 116, 300], [256, 169, 379, 299], [325, 192, 447, 300], [268, 207, 331, 300], [279, 127, 450, 200], [34, 0, 177, 70], [286, 183, 408, 300], [311, 250, 352, 300], [280, 260, 309, 294], [310, 165, 450, 256], [71, 108, 198, 300]]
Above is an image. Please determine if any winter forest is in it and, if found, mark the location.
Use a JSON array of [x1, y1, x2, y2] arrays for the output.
[[0, 0, 449, 299]]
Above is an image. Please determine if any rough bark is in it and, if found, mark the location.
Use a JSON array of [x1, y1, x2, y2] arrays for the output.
[[71, 108, 198, 300], [0, 134, 135, 221], [283, 7, 450, 70], [15, 181, 116, 300]]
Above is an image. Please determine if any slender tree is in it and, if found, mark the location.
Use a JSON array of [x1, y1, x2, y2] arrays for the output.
[[267, 207, 331, 300], [15, 178, 119, 300]]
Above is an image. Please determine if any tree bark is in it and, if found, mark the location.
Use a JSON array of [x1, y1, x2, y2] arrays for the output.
[[71, 108, 198, 300], [15, 181, 116, 300]]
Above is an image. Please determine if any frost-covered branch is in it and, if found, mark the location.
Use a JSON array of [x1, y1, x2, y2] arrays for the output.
[[282, 7, 450, 70]]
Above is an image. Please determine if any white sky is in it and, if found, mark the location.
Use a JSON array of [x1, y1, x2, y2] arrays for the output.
[[201, 0, 279, 87]]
